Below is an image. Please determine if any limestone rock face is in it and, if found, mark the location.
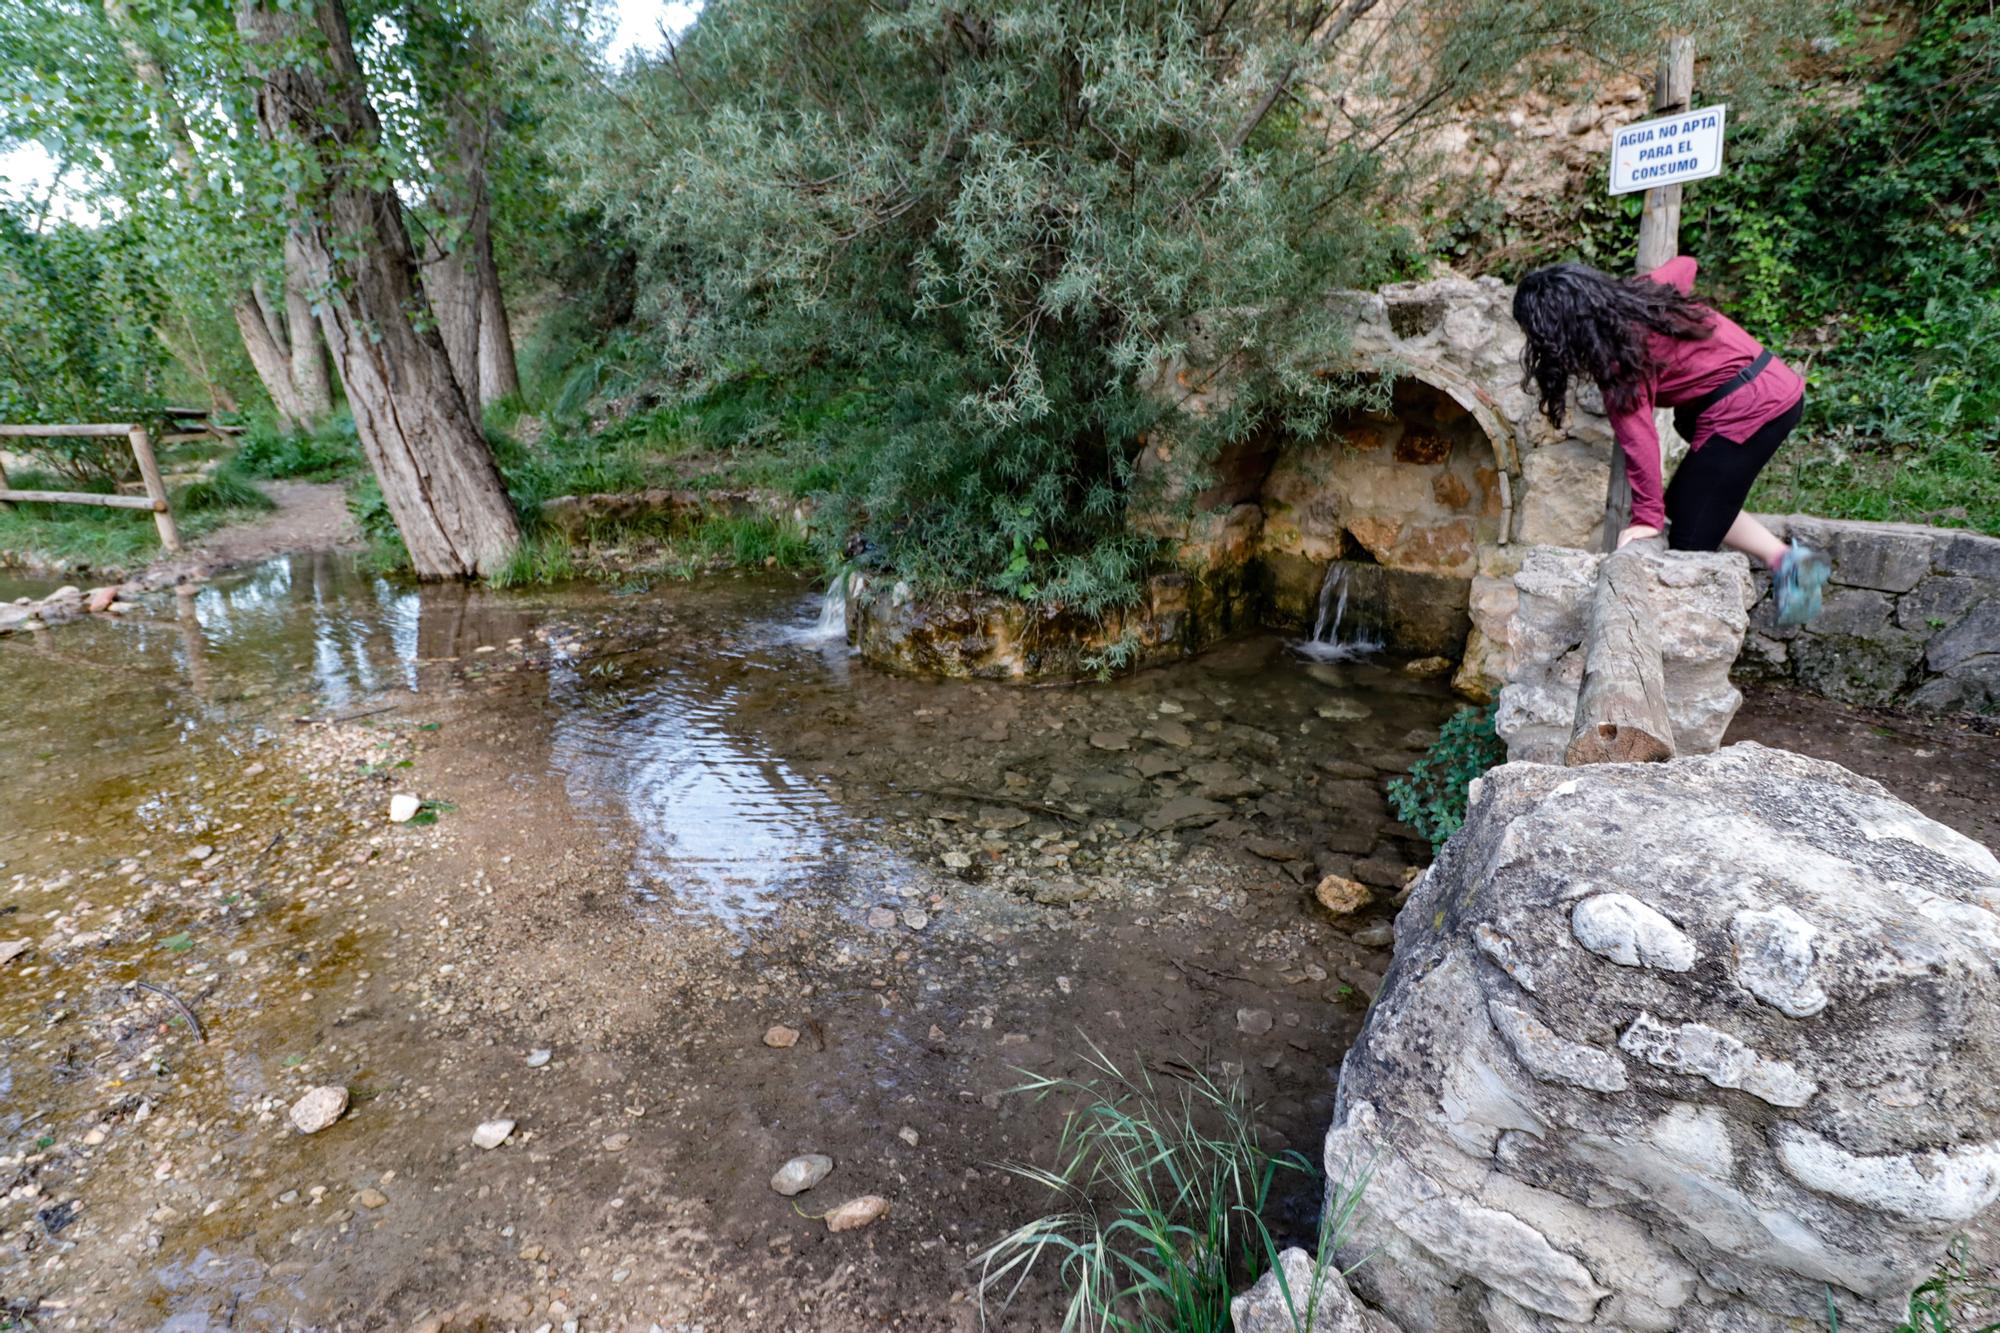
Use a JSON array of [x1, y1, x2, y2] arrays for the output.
[[1496, 545, 1751, 763], [1319, 745, 2000, 1332]]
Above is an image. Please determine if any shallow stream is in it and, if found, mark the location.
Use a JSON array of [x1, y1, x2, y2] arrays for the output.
[[0, 555, 1989, 1330]]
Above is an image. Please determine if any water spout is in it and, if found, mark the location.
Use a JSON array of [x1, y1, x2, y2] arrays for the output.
[[1295, 563, 1381, 662], [797, 571, 850, 645]]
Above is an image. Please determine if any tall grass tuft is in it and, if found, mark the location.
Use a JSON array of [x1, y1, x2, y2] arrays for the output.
[[976, 1041, 1365, 1333]]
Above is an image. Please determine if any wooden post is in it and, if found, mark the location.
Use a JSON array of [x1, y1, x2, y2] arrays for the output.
[[0, 453, 12, 513], [127, 425, 181, 552], [1565, 545, 1675, 765], [1604, 35, 1697, 552]]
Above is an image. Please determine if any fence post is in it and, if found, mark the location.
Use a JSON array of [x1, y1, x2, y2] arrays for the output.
[[127, 424, 181, 553], [0, 453, 12, 513]]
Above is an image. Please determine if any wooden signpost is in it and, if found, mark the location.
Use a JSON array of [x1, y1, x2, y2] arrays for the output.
[[1602, 36, 1700, 553], [1569, 37, 1708, 767], [0, 422, 182, 552]]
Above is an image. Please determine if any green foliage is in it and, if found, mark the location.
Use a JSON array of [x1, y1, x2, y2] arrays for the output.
[[1387, 704, 1506, 851], [0, 462, 263, 570], [539, 0, 1810, 607], [977, 1041, 1364, 1333], [1690, 0, 1999, 532], [233, 413, 363, 481], [0, 208, 174, 480], [347, 473, 411, 573], [174, 463, 275, 516]]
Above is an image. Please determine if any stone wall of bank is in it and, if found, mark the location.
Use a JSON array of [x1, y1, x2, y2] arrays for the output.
[[1738, 515, 2000, 713]]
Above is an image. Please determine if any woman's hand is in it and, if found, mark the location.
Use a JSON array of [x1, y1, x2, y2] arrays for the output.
[[1617, 523, 1663, 548]]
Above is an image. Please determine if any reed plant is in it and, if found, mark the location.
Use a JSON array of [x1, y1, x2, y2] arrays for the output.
[[976, 1041, 1367, 1333]]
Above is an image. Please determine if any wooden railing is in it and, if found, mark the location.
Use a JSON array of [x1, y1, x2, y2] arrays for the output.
[[0, 423, 181, 552]]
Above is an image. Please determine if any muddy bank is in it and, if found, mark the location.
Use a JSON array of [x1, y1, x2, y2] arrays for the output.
[[0, 558, 1991, 1331]]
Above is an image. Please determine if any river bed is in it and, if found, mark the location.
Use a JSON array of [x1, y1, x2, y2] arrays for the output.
[[0, 555, 1992, 1331]]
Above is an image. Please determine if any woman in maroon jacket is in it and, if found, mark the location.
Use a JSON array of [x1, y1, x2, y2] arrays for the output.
[[1513, 256, 1830, 625]]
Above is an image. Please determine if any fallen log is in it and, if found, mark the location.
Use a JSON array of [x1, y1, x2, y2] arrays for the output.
[[1564, 544, 1675, 765]]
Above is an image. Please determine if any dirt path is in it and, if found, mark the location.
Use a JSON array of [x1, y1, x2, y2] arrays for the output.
[[137, 480, 360, 591]]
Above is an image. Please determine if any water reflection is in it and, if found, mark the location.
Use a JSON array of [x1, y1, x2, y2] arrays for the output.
[[545, 588, 877, 924]]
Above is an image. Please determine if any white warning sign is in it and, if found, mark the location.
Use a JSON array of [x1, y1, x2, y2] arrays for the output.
[[1608, 104, 1728, 195]]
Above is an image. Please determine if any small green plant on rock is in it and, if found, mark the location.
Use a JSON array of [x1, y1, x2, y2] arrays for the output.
[[976, 1041, 1363, 1332], [1387, 703, 1506, 851]]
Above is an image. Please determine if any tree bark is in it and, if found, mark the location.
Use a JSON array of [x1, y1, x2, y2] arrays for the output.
[[283, 231, 336, 420], [232, 296, 308, 430], [238, 0, 520, 580], [477, 240, 521, 406], [1565, 546, 1676, 766]]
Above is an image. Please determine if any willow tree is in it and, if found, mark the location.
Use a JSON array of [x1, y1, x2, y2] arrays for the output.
[[238, 0, 519, 578], [543, 0, 1822, 608]]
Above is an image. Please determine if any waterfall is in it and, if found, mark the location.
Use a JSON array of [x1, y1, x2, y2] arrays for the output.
[[1296, 563, 1381, 662], [797, 571, 849, 644]]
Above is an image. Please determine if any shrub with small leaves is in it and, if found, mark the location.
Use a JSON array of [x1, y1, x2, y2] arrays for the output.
[[1388, 703, 1506, 851]]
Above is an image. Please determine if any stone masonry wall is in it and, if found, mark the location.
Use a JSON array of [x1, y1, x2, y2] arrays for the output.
[[1737, 515, 2000, 714]]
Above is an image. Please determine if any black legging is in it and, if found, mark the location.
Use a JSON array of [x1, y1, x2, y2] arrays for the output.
[[1665, 396, 1805, 551]]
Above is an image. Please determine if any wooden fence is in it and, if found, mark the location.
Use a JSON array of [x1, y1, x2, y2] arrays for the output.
[[0, 422, 181, 552]]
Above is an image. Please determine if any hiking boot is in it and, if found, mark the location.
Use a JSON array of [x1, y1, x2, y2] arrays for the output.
[[1773, 542, 1831, 626]]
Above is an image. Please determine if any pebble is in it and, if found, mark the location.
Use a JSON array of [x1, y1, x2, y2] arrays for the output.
[[770, 1154, 833, 1196], [1088, 732, 1132, 751], [0, 939, 30, 967], [1315, 874, 1372, 916], [825, 1195, 891, 1232], [763, 1024, 801, 1049], [601, 1133, 631, 1152], [354, 1188, 388, 1209], [472, 1119, 516, 1150], [897, 1126, 920, 1147], [902, 909, 930, 930], [288, 1086, 349, 1135], [1235, 1007, 1274, 1036], [866, 906, 897, 929], [939, 852, 972, 871], [388, 794, 422, 824], [525, 1049, 552, 1068], [1353, 922, 1396, 949]]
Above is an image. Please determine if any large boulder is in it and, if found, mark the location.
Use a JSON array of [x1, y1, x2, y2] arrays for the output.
[[1496, 545, 1751, 763], [1316, 745, 2000, 1331]]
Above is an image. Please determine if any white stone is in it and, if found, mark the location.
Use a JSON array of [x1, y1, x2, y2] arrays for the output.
[[1230, 1247, 1400, 1332], [1488, 1000, 1627, 1093], [1572, 894, 1696, 971], [1776, 1126, 2000, 1224], [1618, 1012, 1816, 1107], [388, 794, 422, 824], [1731, 905, 1827, 1017], [1307, 746, 2000, 1333], [472, 1119, 515, 1150], [770, 1153, 833, 1196], [288, 1086, 348, 1135]]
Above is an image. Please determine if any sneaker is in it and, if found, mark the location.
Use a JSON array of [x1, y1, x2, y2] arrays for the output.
[[1773, 542, 1831, 626]]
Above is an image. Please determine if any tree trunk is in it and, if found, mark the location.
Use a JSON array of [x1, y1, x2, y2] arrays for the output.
[[238, 0, 519, 580], [428, 98, 490, 408], [477, 241, 521, 406], [232, 294, 308, 430], [283, 231, 336, 420], [1565, 546, 1676, 766]]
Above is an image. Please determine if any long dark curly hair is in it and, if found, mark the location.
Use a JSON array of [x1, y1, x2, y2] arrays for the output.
[[1514, 262, 1716, 425]]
